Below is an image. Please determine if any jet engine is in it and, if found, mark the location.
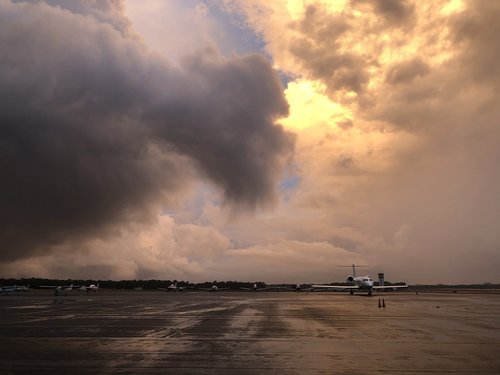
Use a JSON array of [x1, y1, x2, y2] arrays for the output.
[[347, 275, 354, 282]]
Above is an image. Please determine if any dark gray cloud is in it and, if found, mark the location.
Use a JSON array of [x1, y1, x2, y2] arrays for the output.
[[0, 0, 293, 261], [450, 1, 500, 89], [385, 58, 430, 85], [150, 50, 292, 205], [370, 0, 415, 25], [13, 0, 133, 36], [287, 1, 416, 98], [289, 4, 369, 95]]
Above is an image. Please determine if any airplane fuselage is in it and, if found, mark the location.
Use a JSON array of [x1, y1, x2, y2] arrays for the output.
[[348, 275, 374, 295], [353, 276, 374, 289]]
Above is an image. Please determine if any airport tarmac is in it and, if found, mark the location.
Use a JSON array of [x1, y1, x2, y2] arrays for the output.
[[0, 290, 499, 374]]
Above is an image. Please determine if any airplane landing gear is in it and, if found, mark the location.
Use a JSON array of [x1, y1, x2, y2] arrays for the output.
[[350, 290, 354, 295]]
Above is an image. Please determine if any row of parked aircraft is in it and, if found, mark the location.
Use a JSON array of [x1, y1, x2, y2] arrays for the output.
[[1, 265, 407, 297], [158, 265, 407, 296], [1, 283, 100, 295], [39, 283, 100, 295]]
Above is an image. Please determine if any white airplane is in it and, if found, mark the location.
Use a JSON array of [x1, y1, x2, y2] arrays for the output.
[[158, 282, 184, 292], [0, 284, 30, 294], [240, 282, 272, 292], [1, 286, 21, 294], [14, 284, 31, 292], [312, 264, 407, 296], [80, 283, 99, 293], [40, 284, 80, 295], [199, 284, 230, 292], [0, 286, 16, 295]]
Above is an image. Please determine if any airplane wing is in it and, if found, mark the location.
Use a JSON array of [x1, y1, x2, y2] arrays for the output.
[[373, 284, 408, 290], [40, 285, 73, 295], [1, 285, 29, 291], [312, 284, 360, 291]]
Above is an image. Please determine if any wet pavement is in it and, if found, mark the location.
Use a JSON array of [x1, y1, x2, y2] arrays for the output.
[[0, 290, 499, 374]]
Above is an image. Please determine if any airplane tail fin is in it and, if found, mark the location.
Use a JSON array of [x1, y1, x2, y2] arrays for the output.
[[338, 264, 368, 278]]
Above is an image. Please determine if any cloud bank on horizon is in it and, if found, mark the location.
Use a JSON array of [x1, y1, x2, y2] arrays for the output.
[[1, 0, 499, 284]]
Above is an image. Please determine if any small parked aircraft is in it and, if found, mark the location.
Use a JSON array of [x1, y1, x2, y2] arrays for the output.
[[199, 284, 230, 292], [0, 284, 30, 294], [158, 282, 184, 292], [80, 283, 99, 293], [287, 283, 315, 292], [241, 282, 272, 292], [40, 284, 80, 295]]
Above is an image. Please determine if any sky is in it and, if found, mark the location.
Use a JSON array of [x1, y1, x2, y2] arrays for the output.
[[1, 0, 499, 284]]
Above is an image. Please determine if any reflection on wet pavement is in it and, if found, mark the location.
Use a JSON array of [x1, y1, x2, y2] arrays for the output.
[[0, 291, 499, 374]]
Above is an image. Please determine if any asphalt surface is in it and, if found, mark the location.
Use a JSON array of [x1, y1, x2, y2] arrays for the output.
[[0, 290, 499, 374]]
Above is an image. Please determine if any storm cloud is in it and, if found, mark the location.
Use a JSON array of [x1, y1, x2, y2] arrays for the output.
[[0, 0, 293, 261]]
